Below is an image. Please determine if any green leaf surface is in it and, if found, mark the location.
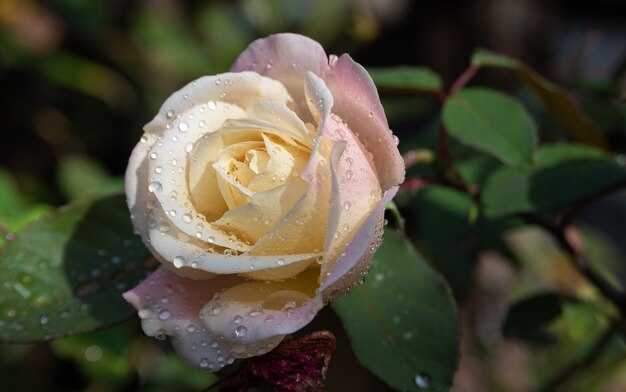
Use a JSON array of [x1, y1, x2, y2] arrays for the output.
[[58, 155, 124, 201], [482, 145, 626, 217], [503, 293, 573, 345], [0, 193, 153, 343], [333, 229, 459, 392], [368, 66, 443, 93], [471, 48, 606, 148], [442, 88, 537, 167]]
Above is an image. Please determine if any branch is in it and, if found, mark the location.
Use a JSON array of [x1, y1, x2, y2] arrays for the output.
[[538, 319, 624, 392], [521, 214, 625, 313]]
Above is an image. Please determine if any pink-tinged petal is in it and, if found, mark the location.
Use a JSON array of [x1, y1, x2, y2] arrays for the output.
[[319, 186, 398, 294], [304, 71, 333, 128], [321, 114, 382, 278], [323, 54, 405, 191], [200, 268, 324, 344], [123, 266, 285, 371], [231, 33, 330, 117], [144, 72, 291, 135]]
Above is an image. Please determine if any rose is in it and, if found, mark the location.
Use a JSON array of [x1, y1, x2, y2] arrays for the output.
[[123, 33, 404, 371]]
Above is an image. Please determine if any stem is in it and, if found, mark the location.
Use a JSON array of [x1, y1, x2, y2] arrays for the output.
[[522, 214, 625, 312], [538, 319, 624, 392], [449, 64, 478, 95]]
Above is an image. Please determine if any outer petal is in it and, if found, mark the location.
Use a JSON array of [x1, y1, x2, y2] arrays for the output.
[[319, 186, 398, 294], [123, 267, 283, 371], [200, 268, 324, 344], [231, 33, 330, 118], [144, 72, 291, 135], [323, 54, 405, 191], [321, 113, 381, 277]]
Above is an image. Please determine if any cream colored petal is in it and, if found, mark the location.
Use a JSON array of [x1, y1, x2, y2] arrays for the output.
[[220, 118, 311, 153], [125, 132, 158, 245], [200, 268, 324, 344], [144, 72, 291, 135], [246, 134, 299, 192], [148, 205, 321, 274], [147, 101, 249, 250], [213, 181, 308, 245], [212, 141, 261, 209], [251, 134, 342, 256], [320, 114, 382, 278], [246, 100, 314, 146], [187, 131, 228, 222], [245, 149, 269, 174]]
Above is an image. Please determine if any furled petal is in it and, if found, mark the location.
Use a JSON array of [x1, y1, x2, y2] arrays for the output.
[[323, 54, 405, 191], [123, 267, 284, 371], [144, 72, 291, 135], [319, 187, 398, 294], [231, 34, 330, 119]]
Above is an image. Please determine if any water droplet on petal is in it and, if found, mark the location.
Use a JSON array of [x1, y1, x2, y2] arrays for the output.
[[138, 307, 152, 319], [210, 340, 219, 349], [233, 315, 243, 324], [234, 325, 247, 338], [277, 258, 285, 266], [178, 122, 189, 132], [148, 182, 163, 193], [158, 310, 171, 320], [173, 256, 185, 268], [199, 357, 210, 368], [208, 101, 217, 111], [166, 109, 175, 119]]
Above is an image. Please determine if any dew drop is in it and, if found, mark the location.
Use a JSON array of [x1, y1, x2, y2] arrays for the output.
[[178, 121, 189, 132], [185, 142, 194, 153], [277, 258, 285, 266], [208, 101, 217, 111], [210, 340, 220, 349], [186, 324, 196, 333], [233, 315, 243, 324], [158, 310, 171, 320], [173, 256, 185, 268], [149, 152, 158, 160], [414, 372, 431, 389], [148, 182, 163, 193], [234, 325, 247, 338], [182, 213, 193, 223], [166, 109, 175, 119], [343, 201, 352, 211], [392, 135, 400, 145], [138, 307, 152, 319], [39, 314, 49, 325], [199, 358, 210, 368]]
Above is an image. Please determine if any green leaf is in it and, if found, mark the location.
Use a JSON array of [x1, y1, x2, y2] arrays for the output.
[[503, 293, 573, 345], [333, 229, 459, 392], [482, 145, 626, 217], [442, 88, 537, 167], [58, 155, 124, 201], [0, 193, 154, 343], [368, 66, 443, 93], [471, 48, 607, 149]]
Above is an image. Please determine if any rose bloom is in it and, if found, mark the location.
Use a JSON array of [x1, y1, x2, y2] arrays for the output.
[[123, 33, 404, 371]]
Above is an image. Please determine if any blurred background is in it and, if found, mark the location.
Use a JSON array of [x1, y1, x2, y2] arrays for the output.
[[0, 0, 625, 391]]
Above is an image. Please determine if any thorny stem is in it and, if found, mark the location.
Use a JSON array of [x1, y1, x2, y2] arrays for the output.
[[538, 319, 625, 392]]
